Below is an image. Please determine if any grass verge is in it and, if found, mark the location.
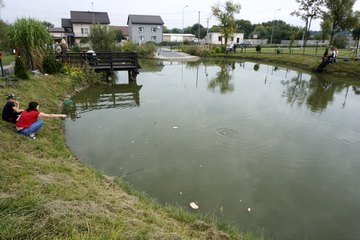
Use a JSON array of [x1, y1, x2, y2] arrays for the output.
[[0, 72, 260, 239], [210, 52, 360, 78]]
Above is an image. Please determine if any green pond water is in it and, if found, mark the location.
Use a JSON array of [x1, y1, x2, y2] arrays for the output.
[[65, 59, 360, 240]]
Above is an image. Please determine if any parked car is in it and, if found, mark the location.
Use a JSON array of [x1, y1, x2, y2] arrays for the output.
[[239, 41, 252, 47]]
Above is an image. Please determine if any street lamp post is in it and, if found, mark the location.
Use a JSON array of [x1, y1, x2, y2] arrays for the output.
[[182, 5, 188, 33], [270, 8, 281, 45]]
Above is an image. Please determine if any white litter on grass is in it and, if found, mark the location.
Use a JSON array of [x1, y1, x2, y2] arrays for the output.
[[247, 208, 251, 212], [172, 126, 178, 129], [190, 202, 199, 209]]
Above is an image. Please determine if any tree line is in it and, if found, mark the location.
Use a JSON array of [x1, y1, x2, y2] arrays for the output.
[[164, 0, 360, 47]]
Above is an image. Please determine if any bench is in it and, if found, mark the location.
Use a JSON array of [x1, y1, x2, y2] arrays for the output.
[[2, 69, 19, 87]]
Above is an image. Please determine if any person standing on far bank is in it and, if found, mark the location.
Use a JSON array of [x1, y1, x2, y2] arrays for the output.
[[16, 102, 67, 140]]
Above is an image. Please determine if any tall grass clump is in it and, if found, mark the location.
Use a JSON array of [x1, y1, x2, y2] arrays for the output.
[[5, 18, 53, 70], [90, 24, 115, 52], [14, 56, 29, 79]]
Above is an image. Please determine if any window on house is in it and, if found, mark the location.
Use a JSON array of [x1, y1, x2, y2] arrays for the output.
[[81, 28, 89, 34], [151, 27, 157, 32], [139, 27, 144, 32], [139, 36, 145, 42], [218, 36, 222, 42], [151, 36, 157, 41]]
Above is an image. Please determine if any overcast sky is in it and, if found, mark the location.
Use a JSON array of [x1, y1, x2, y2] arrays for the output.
[[1, 0, 360, 31]]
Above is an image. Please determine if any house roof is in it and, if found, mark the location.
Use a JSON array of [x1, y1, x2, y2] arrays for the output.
[[61, 18, 72, 28], [127, 15, 164, 25], [48, 27, 65, 33], [70, 11, 110, 24], [110, 26, 129, 36]]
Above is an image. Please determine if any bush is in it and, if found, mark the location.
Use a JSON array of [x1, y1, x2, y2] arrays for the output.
[[256, 45, 262, 53], [333, 35, 348, 49], [122, 41, 138, 52], [14, 57, 29, 79], [70, 45, 81, 52], [138, 42, 157, 58], [42, 55, 63, 74]]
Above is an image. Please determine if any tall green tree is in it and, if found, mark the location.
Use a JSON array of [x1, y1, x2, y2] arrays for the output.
[[236, 19, 254, 39], [42, 21, 54, 29], [189, 23, 207, 39], [114, 29, 126, 42], [321, 0, 358, 45], [0, 19, 7, 49], [6, 18, 53, 70], [291, 0, 324, 49], [90, 24, 115, 51], [352, 11, 360, 54], [211, 0, 241, 44]]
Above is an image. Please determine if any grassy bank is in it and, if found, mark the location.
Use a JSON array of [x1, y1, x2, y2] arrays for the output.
[[0, 73, 261, 239], [211, 52, 360, 78], [178, 45, 360, 78]]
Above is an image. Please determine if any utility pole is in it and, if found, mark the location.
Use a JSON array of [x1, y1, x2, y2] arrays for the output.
[[92, 2, 95, 24], [198, 11, 201, 43]]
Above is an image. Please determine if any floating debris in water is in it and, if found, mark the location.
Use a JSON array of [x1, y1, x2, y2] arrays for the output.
[[199, 165, 202, 168], [131, 140, 135, 144], [75, 112, 81, 118], [172, 126, 178, 129], [179, 192, 183, 195], [239, 199, 242, 202], [247, 208, 251, 212], [219, 206, 224, 214], [190, 202, 199, 209]]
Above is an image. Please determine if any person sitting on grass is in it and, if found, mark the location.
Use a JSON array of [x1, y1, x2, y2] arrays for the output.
[[2, 94, 22, 123], [15, 101, 67, 140]]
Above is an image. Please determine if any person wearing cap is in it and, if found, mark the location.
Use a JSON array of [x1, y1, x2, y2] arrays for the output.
[[16, 101, 67, 139], [2, 94, 22, 123]]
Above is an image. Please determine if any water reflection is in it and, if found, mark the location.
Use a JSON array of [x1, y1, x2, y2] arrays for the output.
[[281, 73, 360, 112], [64, 81, 142, 118], [208, 60, 235, 94], [65, 59, 360, 240]]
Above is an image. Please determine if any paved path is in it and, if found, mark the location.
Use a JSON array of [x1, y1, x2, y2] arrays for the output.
[[155, 47, 199, 61]]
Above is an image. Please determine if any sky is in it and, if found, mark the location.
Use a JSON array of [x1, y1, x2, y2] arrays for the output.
[[1, 0, 360, 31]]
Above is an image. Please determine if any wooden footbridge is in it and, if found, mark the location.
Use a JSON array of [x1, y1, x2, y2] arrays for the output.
[[58, 51, 141, 79]]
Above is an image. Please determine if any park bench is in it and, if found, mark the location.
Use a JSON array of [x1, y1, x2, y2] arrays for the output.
[[2, 69, 19, 87]]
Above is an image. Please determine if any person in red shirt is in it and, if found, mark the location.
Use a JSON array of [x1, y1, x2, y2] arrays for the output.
[[16, 102, 67, 139]]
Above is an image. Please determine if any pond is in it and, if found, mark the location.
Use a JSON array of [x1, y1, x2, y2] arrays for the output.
[[64, 59, 360, 240]]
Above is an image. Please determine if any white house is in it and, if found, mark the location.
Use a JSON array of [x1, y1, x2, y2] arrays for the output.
[[127, 15, 164, 44], [205, 32, 244, 45], [61, 11, 110, 45], [163, 33, 196, 43]]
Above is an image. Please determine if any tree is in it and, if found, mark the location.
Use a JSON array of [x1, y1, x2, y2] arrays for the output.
[[89, 24, 115, 51], [189, 23, 207, 39], [291, 0, 324, 51], [6, 18, 53, 70], [351, 11, 360, 54], [42, 21, 54, 29], [251, 24, 269, 39], [236, 19, 254, 38], [114, 29, 126, 42], [211, 0, 241, 44], [0, 19, 7, 49], [322, 0, 358, 45]]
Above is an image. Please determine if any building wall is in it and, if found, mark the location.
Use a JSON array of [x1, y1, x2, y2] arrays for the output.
[[73, 23, 92, 38], [163, 34, 195, 42], [205, 32, 244, 44], [129, 23, 163, 44]]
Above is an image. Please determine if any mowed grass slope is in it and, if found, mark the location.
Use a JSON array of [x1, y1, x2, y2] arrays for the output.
[[0, 73, 260, 240]]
